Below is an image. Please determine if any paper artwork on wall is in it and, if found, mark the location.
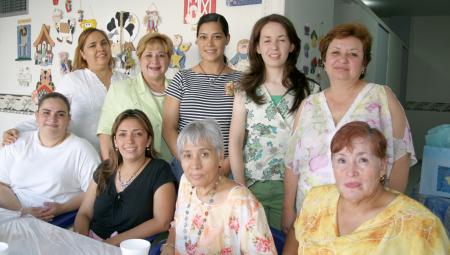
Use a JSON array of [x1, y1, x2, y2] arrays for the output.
[[226, 0, 261, 6], [310, 57, 317, 74], [170, 34, 192, 70], [184, 0, 216, 26], [32, 69, 55, 104], [56, 18, 76, 44], [303, 43, 310, 58], [143, 3, 161, 33], [33, 25, 55, 66], [0, 94, 36, 115], [16, 24, 32, 61], [17, 67, 32, 87], [311, 30, 318, 48], [229, 39, 249, 72], [107, 11, 139, 75], [59, 52, 72, 76], [65, 0, 72, 12], [304, 24, 310, 36]]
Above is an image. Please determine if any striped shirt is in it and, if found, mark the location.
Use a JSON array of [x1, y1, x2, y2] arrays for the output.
[[166, 69, 241, 156]]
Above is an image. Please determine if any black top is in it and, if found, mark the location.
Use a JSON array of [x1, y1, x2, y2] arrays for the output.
[[90, 158, 175, 239]]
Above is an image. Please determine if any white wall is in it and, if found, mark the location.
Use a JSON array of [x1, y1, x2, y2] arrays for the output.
[[0, 0, 283, 136], [285, 0, 334, 88], [406, 16, 450, 158]]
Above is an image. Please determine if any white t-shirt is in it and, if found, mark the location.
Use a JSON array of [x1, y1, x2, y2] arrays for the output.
[[15, 69, 127, 152], [0, 131, 100, 208]]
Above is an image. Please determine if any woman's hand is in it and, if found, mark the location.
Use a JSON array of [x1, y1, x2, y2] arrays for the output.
[[282, 207, 297, 234], [104, 236, 122, 246], [2, 128, 19, 146], [160, 243, 175, 255]]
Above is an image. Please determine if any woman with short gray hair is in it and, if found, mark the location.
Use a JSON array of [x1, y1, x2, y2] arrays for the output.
[[162, 119, 276, 254]]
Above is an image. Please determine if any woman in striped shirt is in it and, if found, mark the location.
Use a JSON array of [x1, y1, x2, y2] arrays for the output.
[[163, 13, 241, 181]]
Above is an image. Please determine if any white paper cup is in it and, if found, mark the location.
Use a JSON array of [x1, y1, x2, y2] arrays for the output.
[[120, 239, 150, 255], [0, 242, 8, 255]]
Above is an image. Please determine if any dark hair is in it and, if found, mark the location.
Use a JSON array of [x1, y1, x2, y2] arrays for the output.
[[240, 14, 310, 113], [319, 23, 372, 79], [197, 13, 229, 63], [73, 28, 115, 70], [96, 109, 158, 194], [37, 92, 71, 113], [331, 121, 387, 160]]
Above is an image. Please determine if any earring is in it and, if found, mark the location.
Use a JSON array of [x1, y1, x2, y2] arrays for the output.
[[115, 147, 119, 151], [361, 68, 366, 75], [146, 146, 150, 151], [380, 174, 387, 184]]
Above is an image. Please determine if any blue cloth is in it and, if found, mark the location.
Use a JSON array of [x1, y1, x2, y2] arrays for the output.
[[170, 157, 184, 182]]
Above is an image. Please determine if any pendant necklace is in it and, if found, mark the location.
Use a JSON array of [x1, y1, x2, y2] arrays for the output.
[[118, 158, 148, 190], [198, 63, 226, 87]]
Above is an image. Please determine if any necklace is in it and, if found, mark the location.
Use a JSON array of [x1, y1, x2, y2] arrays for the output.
[[117, 158, 148, 190], [183, 176, 221, 252], [198, 63, 227, 87]]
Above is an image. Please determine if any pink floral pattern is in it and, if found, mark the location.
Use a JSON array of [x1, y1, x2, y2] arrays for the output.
[[285, 83, 417, 212], [174, 176, 276, 254]]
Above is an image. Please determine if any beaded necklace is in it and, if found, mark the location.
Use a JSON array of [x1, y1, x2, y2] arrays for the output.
[[183, 176, 221, 252]]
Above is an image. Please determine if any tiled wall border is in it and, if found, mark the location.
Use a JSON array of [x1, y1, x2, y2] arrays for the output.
[[406, 101, 450, 112], [0, 94, 36, 115]]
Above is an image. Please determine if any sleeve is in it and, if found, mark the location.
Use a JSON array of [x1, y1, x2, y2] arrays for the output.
[[393, 121, 417, 166], [235, 189, 277, 254], [165, 70, 184, 100], [97, 81, 123, 135], [0, 145, 15, 185], [77, 141, 101, 191], [408, 215, 450, 255], [14, 117, 37, 133], [151, 160, 176, 193]]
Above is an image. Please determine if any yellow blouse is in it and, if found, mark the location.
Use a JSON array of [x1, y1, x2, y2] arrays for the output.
[[294, 185, 449, 255]]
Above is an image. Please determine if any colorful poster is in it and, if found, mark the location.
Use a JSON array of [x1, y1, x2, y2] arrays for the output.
[[184, 0, 216, 25], [16, 24, 32, 61]]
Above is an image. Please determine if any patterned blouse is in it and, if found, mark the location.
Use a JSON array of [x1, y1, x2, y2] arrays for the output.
[[294, 185, 450, 255], [243, 85, 295, 186], [173, 175, 277, 255], [285, 83, 417, 211]]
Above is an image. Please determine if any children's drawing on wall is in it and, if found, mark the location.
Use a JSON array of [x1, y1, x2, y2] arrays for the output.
[[17, 67, 32, 87], [303, 42, 310, 58], [229, 39, 249, 72], [33, 25, 55, 66], [184, 0, 216, 28], [311, 30, 318, 48], [59, 52, 72, 75], [310, 57, 317, 74], [170, 34, 191, 70], [143, 3, 161, 33], [80, 19, 97, 30], [32, 69, 55, 104], [0, 94, 36, 115], [16, 24, 32, 61], [107, 11, 139, 75], [304, 24, 310, 36], [226, 0, 262, 6]]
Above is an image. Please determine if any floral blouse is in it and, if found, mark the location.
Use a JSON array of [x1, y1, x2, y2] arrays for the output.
[[285, 83, 417, 211], [294, 185, 450, 255], [174, 175, 277, 255], [242, 85, 295, 186]]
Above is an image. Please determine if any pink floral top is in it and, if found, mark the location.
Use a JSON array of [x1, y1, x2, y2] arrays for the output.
[[285, 83, 417, 211], [174, 175, 277, 255]]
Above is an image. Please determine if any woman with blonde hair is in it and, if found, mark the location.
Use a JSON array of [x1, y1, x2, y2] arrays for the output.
[[3, 28, 126, 151], [97, 32, 173, 162]]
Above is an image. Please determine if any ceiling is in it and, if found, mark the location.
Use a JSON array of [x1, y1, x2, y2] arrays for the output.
[[361, 0, 450, 17]]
